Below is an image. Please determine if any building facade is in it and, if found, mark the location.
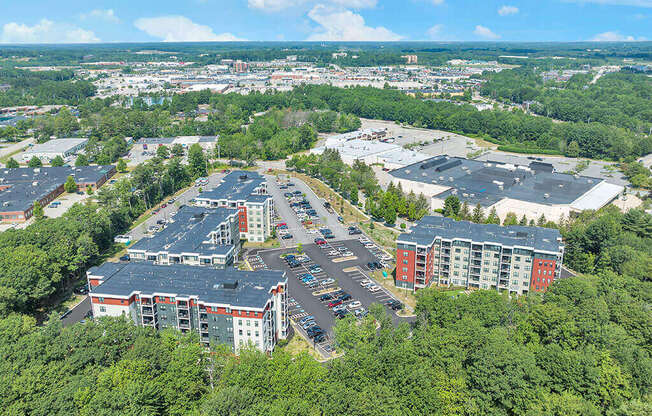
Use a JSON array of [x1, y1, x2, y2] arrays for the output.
[[396, 216, 564, 295], [88, 262, 289, 353], [194, 171, 273, 242]]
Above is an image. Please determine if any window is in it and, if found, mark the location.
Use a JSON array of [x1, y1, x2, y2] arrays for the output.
[[403, 260, 408, 264], [98, 297, 104, 303], [402, 267, 408, 272], [403, 252, 408, 257], [99, 306, 106, 312], [255, 321, 259, 327], [238, 319, 242, 326], [238, 329, 243, 335]]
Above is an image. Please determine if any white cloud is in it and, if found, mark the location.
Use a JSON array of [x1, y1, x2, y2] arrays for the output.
[[80, 9, 120, 23], [0, 19, 99, 43], [563, 0, 652, 6], [430, 0, 445, 5], [426, 24, 444, 39], [474, 25, 500, 39], [134, 16, 244, 42], [498, 5, 519, 15], [247, 0, 376, 11], [590, 31, 646, 41], [247, 0, 305, 11], [307, 4, 403, 41]]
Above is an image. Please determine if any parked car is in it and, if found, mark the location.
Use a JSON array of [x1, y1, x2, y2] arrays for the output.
[[299, 316, 314, 325], [355, 308, 368, 318], [314, 238, 326, 245], [281, 234, 293, 240], [368, 285, 380, 292], [119, 254, 130, 262], [348, 301, 362, 309], [348, 228, 362, 235], [321, 278, 335, 285], [319, 294, 333, 302], [114, 235, 131, 244], [328, 299, 343, 308], [338, 294, 352, 302], [313, 334, 326, 343]]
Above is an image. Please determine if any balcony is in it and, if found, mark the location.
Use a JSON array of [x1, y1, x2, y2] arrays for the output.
[[200, 323, 209, 331], [199, 313, 208, 322], [179, 320, 190, 329], [141, 306, 155, 316], [178, 310, 189, 319], [501, 256, 511, 263], [177, 301, 189, 309]]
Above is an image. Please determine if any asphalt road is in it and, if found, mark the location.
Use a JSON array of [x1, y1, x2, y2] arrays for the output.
[[129, 171, 226, 241], [61, 296, 91, 327]]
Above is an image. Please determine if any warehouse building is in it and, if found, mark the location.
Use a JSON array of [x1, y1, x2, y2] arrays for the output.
[[137, 136, 218, 151], [390, 155, 624, 222], [396, 216, 564, 294], [194, 171, 273, 242], [0, 165, 115, 223], [21, 138, 88, 162], [87, 262, 288, 353], [128, 206, 241, 268]]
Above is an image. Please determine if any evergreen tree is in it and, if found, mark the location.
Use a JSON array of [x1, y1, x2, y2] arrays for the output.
[[5, 158, 19, 168], [156, 145, 170, 159], [486, 207, 500, 224], [64, 175, 77, 193], [519, 214, 528, 226], [384, 205, 397, 225], [443, 195, 461, 218], [172, 143, 185, 157], [75, 153, 89, 167], [32, 200, 44, 220], [472, 204, 485, 223], [503, 212, 518, 226], [50, 155, 64, 167], [459, 201, 471, 220], [28, 156, 42, 168], [117, 159, 127, 173], [187, 144, 207, 179], [537, 214, 547, 227]]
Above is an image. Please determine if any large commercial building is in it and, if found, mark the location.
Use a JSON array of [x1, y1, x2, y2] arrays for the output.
[[88, 262, 289, 353], [0, 165, 116, 223], [137, 136, 218, 152], [194, 171, 273, 242], [128, 206, 241, 268], [22, 138, 88, 162], [390, 155, 624, 222], [396, 216, 564, 295]]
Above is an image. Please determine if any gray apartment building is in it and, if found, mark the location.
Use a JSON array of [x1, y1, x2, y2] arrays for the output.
[[88, 262, 289, 353]]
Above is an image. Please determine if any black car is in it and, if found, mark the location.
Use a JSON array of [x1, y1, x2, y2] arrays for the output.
[[119, 254, 130, 262], [324, 234, 335, 239], [367, 262, 376, 270], [307, 327, 323, 337], [293, 190, 302, 195], [335, 310, 349, 319], [74, 285, 89, 295], [313, 334, 326, 343], [338, 294, 352, 302], [348, 228, 362, 235], [287, 260, 300, 268], [281, 234, 293, 240], [372, 261, 382, 269], [319, 294, 333, 301]]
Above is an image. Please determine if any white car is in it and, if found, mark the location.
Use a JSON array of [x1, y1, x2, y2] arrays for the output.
[[368, 285, 380, 292], [321, 278, 335, 285], [327, 250, 338, 256], [114, 235, 131, 243], [348, 301, 362, 309], [342, 251, 354, 257], [359, 279, 372, 287]]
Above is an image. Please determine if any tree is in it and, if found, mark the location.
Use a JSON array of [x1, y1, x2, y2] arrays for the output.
[[519, 214, 528, 226], [537, 214, 547, 227], [459, 201, 471, 221], [156, 145, 170, 159], [5, 158, 19, 168], [503, 212, 518, 226], [32, 200, 44, 220], [472, 203, 485, 223], [486, 207, 500, 224], [64, 175, 77, 193], [567, 141, 581, 157], [443, 195, 461, 218], [27, 156, 42, 168], [384, 205, 397, 225], [188, 144, 207, 179], [116, 159, 127, 173], [86, 185, 94, 195], [75, 153, 89, 167], [171, 143, 185, 157], [50, 155, 64, 167]]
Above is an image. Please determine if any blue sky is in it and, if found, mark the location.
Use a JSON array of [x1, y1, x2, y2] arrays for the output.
[[0, 1, 650, 44]]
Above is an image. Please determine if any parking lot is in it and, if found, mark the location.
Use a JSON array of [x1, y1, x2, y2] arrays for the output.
[[252, 239, 409, 357], [265, 174, 350, 248]]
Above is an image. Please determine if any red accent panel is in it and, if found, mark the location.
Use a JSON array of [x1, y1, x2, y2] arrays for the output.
[[238, 206, 248, 232], [530, 259, 556, 292], [396, 248, 415, 284]]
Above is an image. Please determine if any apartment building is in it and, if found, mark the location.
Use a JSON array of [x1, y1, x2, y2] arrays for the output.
[[396, 216, 564, 295], [0, 165, 115, 223], [88, 262, 289, 353], [194, 171, 273, 242], [128, 206, 240, 268]]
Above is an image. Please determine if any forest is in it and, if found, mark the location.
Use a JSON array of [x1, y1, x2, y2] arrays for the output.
[[0, 67, 96, 107], [480, 68, 652, 134]]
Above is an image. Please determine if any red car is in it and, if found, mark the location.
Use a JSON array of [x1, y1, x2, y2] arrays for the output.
[[314, 238, 326, 245], [276, 222, 287, 227], [161, 203, 167, 208], [328, 299, 342, 308]]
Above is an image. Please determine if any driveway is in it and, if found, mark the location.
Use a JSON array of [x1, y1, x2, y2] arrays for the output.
[[60, 296, 91, 327]]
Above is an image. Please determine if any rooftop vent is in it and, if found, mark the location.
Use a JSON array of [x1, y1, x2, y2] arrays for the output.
[[544, 193, 550, 199], [223, 280, 238, 290], [405, 169, 411, 174]]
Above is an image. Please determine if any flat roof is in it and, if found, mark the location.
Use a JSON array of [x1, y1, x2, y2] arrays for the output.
[[137, 136, 218, 145], [399, 216, 563, 253], [390, 155, 605, 207], [24, 138, 87, 154], [197, 170, 270, 203], [90, 262, 286, 309], [129, 206, 237, 256], [0, 165, 115, 213]]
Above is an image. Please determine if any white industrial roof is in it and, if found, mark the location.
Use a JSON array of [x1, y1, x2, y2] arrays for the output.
[[24, 138, 87, 154], [570, 181, 624, 211]]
